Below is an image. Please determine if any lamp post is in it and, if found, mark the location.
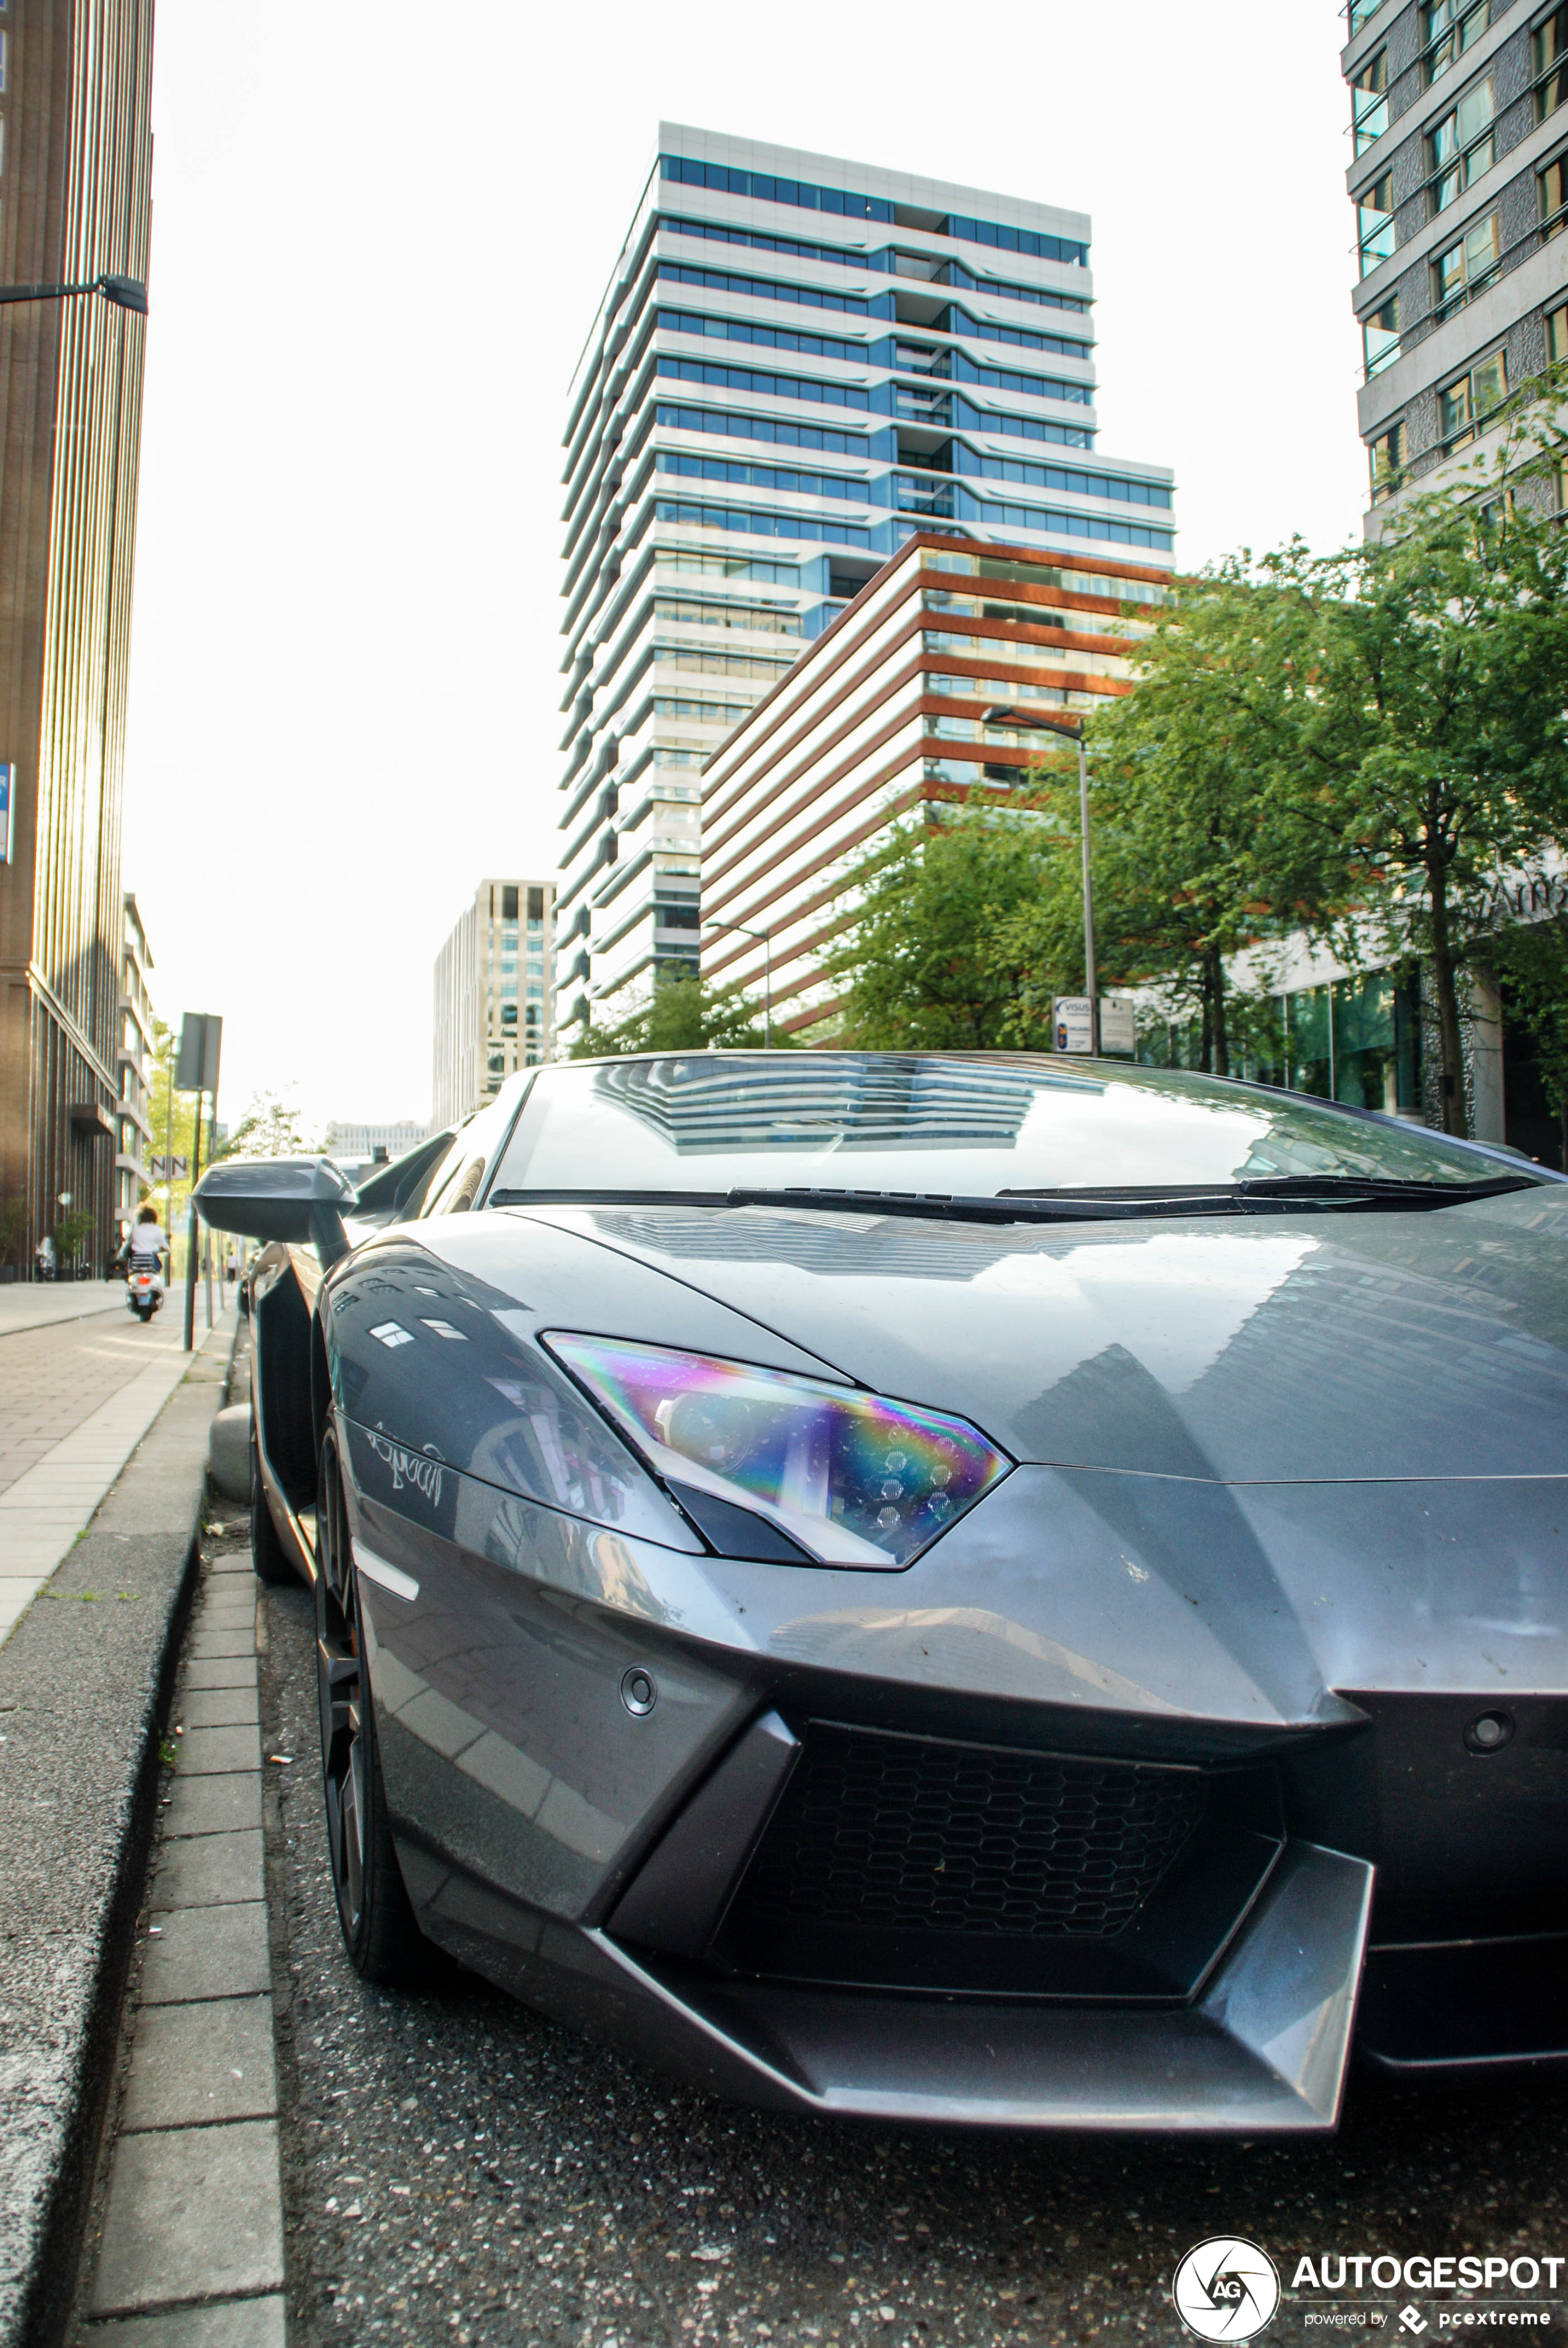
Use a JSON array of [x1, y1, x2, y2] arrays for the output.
[[703, 919, 774, 1047], [0, 272, 148, 312], [983, 704, 1097, 1057]]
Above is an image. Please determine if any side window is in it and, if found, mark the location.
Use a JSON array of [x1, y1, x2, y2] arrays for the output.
[[421, 1085, 531, 1218]]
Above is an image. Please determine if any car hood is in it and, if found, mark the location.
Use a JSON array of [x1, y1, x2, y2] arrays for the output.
[[502, 1187, 1568, 1484]]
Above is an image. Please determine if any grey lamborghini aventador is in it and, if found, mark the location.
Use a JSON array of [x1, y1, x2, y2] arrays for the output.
[[194, 1051, 1568, 2133]]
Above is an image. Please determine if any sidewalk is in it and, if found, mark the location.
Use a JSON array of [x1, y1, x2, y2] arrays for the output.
[[0, 1281, 226, 1339], [0, 1293, 233, 1647], [0, 1311, 240, 2347]]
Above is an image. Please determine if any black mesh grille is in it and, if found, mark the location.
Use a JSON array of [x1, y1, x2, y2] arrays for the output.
[[738, 1725, 1205, 1942]]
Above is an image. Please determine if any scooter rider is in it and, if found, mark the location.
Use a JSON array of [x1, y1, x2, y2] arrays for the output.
[[121, 1203, 168, 1275]]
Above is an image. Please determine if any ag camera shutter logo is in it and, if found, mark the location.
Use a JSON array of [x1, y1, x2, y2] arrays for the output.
[[1172, 2237, 1282, 2341]]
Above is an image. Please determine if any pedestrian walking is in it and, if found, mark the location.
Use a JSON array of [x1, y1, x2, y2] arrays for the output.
[[35, 1232, 55, 1282]]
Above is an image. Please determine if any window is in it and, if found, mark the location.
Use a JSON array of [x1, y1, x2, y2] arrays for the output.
[[1548, 301, 1568, 362], [1432, 211, 1500, 315], [1349, 0, 1383, 29], [1537, 4, 1568, 121], [501, 885, 519, 919], [1358, 173, 1396, 274], [1425, 0, 1485, 80], [1542, 154, 1568, 235], [1440, 349, 1508, 447], [1364, 292, 1402, 377], [661, 155, 895, 225], [1354, 50, 1390, 152], [1370, 419, 1407, 501], [1429, 78, 1495, 207]]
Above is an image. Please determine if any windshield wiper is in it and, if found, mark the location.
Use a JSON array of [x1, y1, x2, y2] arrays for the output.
[[489, 1174, 1541, 1224]]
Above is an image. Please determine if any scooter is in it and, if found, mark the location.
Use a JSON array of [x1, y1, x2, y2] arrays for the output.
[[125, 1254, 165, 1322]]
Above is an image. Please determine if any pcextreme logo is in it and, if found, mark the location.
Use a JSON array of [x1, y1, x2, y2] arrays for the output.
[[1173, 2237, 1283, 2342]]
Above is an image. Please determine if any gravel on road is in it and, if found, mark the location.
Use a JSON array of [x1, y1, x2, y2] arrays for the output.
[[250, 1558, 1567, 2348]]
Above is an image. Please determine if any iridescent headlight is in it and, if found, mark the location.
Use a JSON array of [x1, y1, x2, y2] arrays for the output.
[[544, 1335, 1009, 1568]]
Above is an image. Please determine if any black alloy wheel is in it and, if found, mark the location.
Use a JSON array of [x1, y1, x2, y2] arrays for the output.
[[249, 1414, 295, 1587], [315, 1428, 445, 1986]]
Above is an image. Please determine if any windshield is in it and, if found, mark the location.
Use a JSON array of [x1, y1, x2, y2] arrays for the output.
[[488, 1055, 1512, 1200]]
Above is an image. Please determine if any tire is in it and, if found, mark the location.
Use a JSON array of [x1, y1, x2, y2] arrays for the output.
[[249, 1416, 296, 1587], [136, 1302, 154, 1322], [315, 1426, 449, 1988]]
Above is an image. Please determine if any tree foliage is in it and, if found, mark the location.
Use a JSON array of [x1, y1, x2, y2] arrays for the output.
[[827, 803, 1070, 1050], [219, 1091, 322, 1159], [568, 976, 783, 1058]]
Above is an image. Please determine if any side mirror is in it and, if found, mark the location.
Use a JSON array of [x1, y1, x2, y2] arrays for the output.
[[194, 1158, 359, 1264]]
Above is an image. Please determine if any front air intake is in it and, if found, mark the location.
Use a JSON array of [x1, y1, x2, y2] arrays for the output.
[[732, 1723, 1205, 1950]]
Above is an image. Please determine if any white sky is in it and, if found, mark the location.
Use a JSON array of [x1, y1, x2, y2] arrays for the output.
[[120, 0, 1365, 1135]]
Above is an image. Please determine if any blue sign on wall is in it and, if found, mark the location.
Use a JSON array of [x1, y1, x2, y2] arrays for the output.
[[0, 764, 12, 864]]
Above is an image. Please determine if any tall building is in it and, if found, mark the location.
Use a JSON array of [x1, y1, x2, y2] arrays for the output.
[[115, 892, 155, 1236], [556, 125, 1175, 1047], [1346, 0, 1568, 524], [432, 879, 555, 1129], [700, 533, 1172, 1035], [0, 2, 152, 1267]]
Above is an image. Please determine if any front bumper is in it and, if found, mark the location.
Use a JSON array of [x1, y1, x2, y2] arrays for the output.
[[343, 1436, 1568, 2129]]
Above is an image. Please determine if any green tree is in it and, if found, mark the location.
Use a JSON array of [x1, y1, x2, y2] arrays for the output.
[[1250, 504, 1568, 1134], [217, 1090, 321, 1159], [56, 1205, 96, 1269], [568, 975, 782, 1057], [827, 801, 1071, 1050]]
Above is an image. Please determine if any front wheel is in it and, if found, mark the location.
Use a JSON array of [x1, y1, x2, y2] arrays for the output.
[[315, 1427, 448, 1987]]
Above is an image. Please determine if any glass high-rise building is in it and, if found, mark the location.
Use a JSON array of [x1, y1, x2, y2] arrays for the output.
[[555, 125, 1175, 1046]]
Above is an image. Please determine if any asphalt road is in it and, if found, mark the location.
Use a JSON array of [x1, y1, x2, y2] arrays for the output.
[[251, 1553, 1568, 2348]]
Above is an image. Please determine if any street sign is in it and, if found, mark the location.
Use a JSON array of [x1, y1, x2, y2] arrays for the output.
[[0, 764, 12, 864], [150, 1156, 189, 1180], [1054, 996, 1093, 1053], [1098, 995, 1137, 1057], [175, 1013, 222, 1093]]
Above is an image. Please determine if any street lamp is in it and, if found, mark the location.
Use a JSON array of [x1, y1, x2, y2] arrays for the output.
[[983, 703, 1098, 1057], [0, 272, 148, 313], [704, 918, 774, 1047]]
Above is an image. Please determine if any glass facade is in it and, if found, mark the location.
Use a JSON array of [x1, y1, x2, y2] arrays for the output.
[[1140, 968, 1424, 1117], [556, 129, 1175, 1047]]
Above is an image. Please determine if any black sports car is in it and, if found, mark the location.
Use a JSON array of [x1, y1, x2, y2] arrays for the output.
[[196, 1051, 1568, 2132]]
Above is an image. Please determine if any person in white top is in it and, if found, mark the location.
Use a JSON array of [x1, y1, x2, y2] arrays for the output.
[[123, 1205, 167, 1266]]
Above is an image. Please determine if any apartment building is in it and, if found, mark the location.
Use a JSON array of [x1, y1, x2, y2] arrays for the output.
[[323, 1119, 430, 1169], [432, 880, 555, 1129], [114, 893, 155, 1232], [556, 125, 1175, 1046], [1347, 0, 1568, 519], [699, 532, 1172, 1035]]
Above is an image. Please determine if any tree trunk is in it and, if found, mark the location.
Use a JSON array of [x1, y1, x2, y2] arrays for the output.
[[1199, 977, 1213, 1075], [1209, 942, 1230, 1079], [1428, 864, 1469, 1138]]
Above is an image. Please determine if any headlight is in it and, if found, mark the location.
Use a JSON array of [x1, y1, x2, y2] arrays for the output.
[[544, 1335, 1009, 1568]]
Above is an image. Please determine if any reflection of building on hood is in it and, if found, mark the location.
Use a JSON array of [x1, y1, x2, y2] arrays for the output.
[[591, 1055, 1096, 1158]]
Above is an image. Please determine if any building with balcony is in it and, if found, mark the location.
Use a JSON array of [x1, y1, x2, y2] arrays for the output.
[[115, 893, 155, 1235], [556, 125, 1175, 1046], [1346, 0, 1568, 522], [0, 2, 152, 1270], [432, 879, 555, 1129], [698, 532, 1172, 1036]]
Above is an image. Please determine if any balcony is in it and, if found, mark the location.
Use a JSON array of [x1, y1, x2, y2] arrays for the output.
[[895, 474, 957, 520]]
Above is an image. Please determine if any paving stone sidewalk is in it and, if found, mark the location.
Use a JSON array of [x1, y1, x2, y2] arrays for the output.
[[0, 1297, 232, 1645], [0, 1321, 237, 2348]]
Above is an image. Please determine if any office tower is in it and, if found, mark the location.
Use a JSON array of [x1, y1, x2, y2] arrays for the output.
[[115, 893, 156, 1237], [701, 533, 1171, 1035], [1347, 0, 1568, 522], [0, 2, 152, 1268], [432, 879, 555, 1129], [556, 125, 1175, 1047]]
